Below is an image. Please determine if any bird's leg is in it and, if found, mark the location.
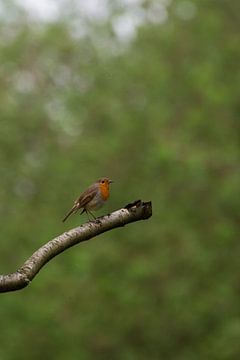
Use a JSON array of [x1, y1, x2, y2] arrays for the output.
[[88, 210, 96, 220], [88, 211, 101, 224], [81, 208, 94, 222], [85, 210, 96, 222]]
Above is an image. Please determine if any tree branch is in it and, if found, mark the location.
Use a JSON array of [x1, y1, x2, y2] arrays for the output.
[[0, 200, 152, 293]]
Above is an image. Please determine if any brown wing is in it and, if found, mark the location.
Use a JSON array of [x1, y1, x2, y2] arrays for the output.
[[77, 184, 98, 208], [62, 184, 98, 222]]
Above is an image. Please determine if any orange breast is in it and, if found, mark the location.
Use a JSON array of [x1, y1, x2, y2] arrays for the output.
[[99, 182, 110, 200]]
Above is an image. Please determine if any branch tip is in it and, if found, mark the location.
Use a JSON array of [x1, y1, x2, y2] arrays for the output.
[[0, 200, 152, 293]]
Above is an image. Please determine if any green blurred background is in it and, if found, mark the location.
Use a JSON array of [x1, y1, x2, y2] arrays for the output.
[[0, 0, 239, 359]]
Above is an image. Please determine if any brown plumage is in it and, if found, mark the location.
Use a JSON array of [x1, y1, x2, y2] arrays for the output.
[[62, 177, 113, 222]]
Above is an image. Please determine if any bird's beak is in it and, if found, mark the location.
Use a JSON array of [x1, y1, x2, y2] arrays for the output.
[[109, 180, 114, 183]]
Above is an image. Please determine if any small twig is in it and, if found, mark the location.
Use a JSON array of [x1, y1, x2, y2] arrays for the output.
[[0, 200, 152, 293]]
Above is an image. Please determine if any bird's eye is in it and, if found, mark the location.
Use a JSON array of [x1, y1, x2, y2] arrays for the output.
[[101, 180, 105, 183]]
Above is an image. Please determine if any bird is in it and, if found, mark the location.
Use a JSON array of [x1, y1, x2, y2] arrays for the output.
[[62, 177, 113, 222]]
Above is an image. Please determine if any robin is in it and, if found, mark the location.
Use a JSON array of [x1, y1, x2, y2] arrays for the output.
[[62, 177, 113, 222]]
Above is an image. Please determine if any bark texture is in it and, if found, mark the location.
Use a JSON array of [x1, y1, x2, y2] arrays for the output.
[[0, 200, 152, 293]]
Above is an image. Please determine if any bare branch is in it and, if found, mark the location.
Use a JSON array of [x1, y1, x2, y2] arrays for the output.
[[0, 200, 152, 293]]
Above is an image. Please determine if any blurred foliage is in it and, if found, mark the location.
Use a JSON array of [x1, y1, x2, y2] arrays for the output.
[[0, 0, 240, 359]]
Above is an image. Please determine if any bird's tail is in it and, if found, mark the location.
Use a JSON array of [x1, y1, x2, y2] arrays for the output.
[[62, 204, 78, 222]]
